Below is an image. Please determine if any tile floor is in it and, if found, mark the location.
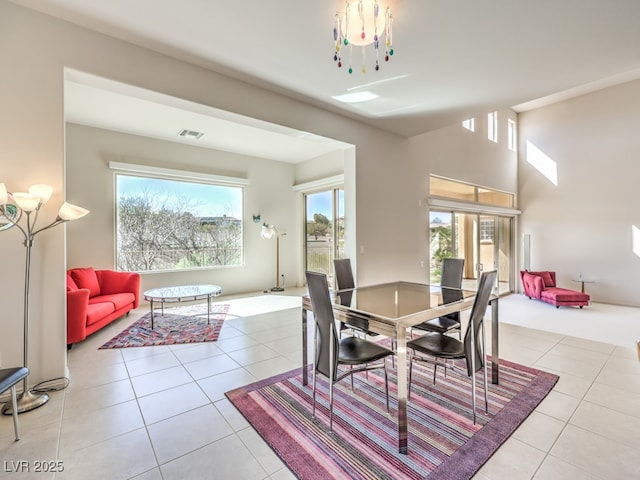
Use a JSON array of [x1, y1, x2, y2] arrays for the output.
[[0, 292, 639, 479]]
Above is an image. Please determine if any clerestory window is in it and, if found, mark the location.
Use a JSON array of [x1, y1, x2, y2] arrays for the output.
[[508, 118, 517, 151], [488, 111, 498, 143]]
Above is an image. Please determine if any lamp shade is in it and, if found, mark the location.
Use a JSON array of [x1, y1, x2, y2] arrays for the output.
[[28, 184, 53, 204], [13, 193, 41, 212], [58, 202, 89, 221], [261, 224, 276, 239], [341, 0, 388, 47]]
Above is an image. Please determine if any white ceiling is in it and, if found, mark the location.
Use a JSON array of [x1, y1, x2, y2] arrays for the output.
[[64, 70, 352, 163], [13, 0, 640, 162]]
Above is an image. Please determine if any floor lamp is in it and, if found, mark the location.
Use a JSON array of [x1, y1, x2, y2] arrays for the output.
[[0, 183, 89, 414], [261, 223, 285, 292]]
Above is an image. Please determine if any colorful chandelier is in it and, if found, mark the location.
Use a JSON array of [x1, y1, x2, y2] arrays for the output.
[[333, 0, 394, 74]]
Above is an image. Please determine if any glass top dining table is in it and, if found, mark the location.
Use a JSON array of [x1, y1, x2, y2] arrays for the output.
[[301, 280, 499, 454]]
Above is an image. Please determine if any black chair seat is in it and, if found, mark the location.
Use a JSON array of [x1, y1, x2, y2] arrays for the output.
[[339, 336, 393, 365], [0, 368, 28, 393], [414, 316, 460, 335], [407, 332, 465, 359], [0, 366, 29, 441]]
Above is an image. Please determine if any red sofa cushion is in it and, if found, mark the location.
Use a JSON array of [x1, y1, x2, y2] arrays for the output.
[[97, 270, 138, 298], [521, 271, 544, 299], [70, 267, 101, 297], [85, 302, 115, 326], [541, 288, 590, 303], [66, 273, 79, 292], [529, 270, 555, 287], [89, 293, 136, 311]]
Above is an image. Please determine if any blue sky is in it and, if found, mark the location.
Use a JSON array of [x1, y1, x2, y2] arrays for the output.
[[117, 175, 242, 218], [306, 190, 343, 220], [430, 211, 451, 224]]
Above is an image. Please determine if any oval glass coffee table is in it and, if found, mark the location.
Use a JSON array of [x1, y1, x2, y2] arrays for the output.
[[143, 284, 222, 329]]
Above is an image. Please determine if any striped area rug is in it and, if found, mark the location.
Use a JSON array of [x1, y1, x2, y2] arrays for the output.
[[226, 358, 558, 479]]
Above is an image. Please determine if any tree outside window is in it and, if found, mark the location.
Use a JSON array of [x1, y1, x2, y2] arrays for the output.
[[116, 175, 243, 272]]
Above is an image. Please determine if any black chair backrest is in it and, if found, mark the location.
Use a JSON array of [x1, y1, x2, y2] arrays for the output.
[[333, 258, 355, 306], [441, 258, 464, 288], [306, 271, 339, 380], [334, 258, 355, 290], [463, 270, 497, 376], [441, 286, 464, 306], [440, 258, 464, 321]]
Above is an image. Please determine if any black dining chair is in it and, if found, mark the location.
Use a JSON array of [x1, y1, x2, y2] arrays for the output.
[[306, 271, 394, 430], [0, 367, 30, 441], [333, 258, 379, 338], [413, 257, 465, 339], [407, 270, 497, 424]]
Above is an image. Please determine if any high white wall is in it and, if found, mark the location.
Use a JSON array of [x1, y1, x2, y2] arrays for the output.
[[411, 109, 519, 195], [0, 1, 517, 385], [518, 79, 640, 306]]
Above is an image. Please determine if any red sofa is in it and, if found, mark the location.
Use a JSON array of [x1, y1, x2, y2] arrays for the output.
[[66, 267, 140, 346], [520, 270, 590, 308]]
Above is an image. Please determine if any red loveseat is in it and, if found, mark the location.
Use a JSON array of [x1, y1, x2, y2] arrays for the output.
[[520, 270, 590, 308], [66, 267, 140, 346]]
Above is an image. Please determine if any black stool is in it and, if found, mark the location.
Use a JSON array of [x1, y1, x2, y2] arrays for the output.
[[0, 367, 30, 441]]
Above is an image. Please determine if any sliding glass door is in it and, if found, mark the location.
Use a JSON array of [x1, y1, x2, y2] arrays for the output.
[[430, 210, 512, 294], [304, 188, 344, 287]]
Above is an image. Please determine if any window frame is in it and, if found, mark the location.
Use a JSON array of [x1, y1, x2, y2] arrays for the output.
[[507, 118, 517, 151], [111, 164, 247, 273]]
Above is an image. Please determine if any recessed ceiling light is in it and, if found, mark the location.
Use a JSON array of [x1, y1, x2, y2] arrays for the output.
[[332, 91, 379, 104]]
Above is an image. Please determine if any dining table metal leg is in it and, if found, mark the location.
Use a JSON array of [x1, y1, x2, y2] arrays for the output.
[[491, 297, 499, 384], [302, 308, 308, 386], [396, 325, 408, 454]]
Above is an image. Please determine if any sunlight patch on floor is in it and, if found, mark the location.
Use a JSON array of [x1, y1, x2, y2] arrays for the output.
[[214, 294, 302, 318]]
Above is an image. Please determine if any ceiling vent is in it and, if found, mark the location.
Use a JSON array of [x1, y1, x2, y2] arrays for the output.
[[177, 129, 205, 139]]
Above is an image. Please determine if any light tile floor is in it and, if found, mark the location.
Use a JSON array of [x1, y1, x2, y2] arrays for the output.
[[0, 292, 639, 479]]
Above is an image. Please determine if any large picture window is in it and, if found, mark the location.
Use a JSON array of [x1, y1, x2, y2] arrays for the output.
[[115, 174, 243, 272]]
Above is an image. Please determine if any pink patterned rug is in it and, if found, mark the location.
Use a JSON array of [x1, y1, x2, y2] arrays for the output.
[[226, 358, 558, 479], [99, 304, 230, 349]]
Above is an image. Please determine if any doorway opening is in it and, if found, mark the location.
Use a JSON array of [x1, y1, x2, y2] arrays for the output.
[[304, 187, 345, 288]]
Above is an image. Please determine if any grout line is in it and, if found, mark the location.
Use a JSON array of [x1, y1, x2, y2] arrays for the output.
[[529, 343, 619, 480]]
